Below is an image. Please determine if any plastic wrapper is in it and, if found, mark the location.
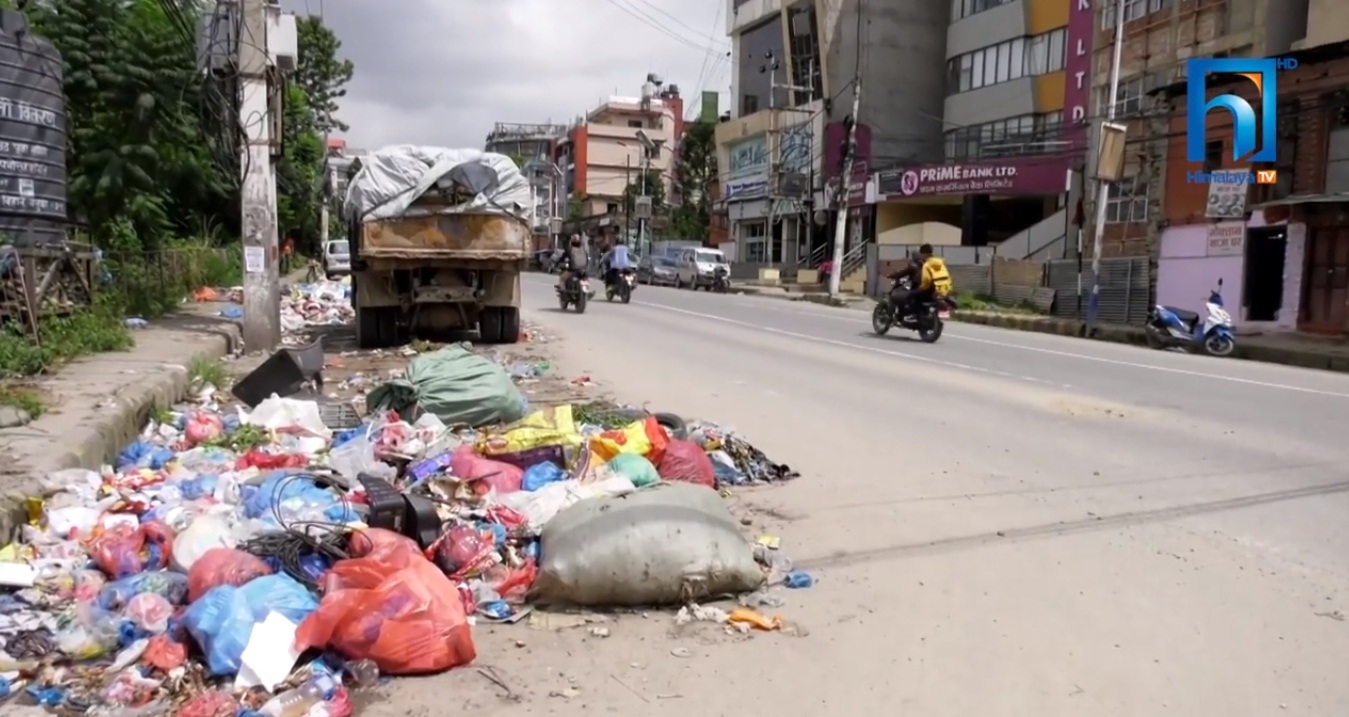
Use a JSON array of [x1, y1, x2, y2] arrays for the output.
[[177, 690, 238, 717], [656, 439, 716, 488], [88, 521, 175, 577], [520, 462, 565, 491], [187, 547, 272, 602], [477, 405, 582, 462], [170, 513, 236, 572], [115, 441, 176, 471], [183, 573, 319, 676], [589, 416, 669, 464], [123, 592, 173, 633], [533, 482, 764, 606], [607, 453, 660, 487], [241, 472, 355, 526], [294, 528, 476, 674], [481, 560, 537, 603], [97, 571, 189, 611], [55, 603, 121, 659], [450, 445, 522, 494], [429, 524, 495, 578]]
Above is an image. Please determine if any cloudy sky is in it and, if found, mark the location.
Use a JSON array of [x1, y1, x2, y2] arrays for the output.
[[280, 0, 732, 150]]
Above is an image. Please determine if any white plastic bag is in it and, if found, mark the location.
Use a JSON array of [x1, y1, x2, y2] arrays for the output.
[[497, 475, 635, 532], [327, 433, 395, 482], [531, 482, 764, 607], [242, 397, 330, 438]]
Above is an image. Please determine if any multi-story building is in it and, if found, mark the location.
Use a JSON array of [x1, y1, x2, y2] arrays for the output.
[[557, 78, 684, 226], [718, 0, 948, 276], [484, 122, 568, 248], [1150, 3, 1349, 334], [866, 0, 1095, 289]]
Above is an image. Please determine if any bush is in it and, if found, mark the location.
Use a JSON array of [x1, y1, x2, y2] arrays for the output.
[[100, 243, 242, 318], [0, 302, 133, 378]]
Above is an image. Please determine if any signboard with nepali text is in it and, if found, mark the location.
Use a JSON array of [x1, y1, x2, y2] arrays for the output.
[[878, 158, 1069, 198]]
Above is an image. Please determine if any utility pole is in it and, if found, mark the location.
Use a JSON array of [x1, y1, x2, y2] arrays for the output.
[[827, 78, 861, 297], [238, 0, 279, 350], [1086, 0, 1126, 333], [638, 154, 647, 255], [624, 154, 632, 242], [319, 164, 330, 249]]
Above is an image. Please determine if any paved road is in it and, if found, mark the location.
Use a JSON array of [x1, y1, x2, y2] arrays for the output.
[[375, 276, 1349, 717]]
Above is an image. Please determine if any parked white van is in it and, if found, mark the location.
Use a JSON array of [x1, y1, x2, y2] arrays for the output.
[[674, 247, 729, 290]]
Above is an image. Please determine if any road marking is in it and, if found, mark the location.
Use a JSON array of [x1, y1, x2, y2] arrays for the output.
[[524, 277, 1349, 398], [624, 298, 1349, 399], [625, 299, 1051, 384]]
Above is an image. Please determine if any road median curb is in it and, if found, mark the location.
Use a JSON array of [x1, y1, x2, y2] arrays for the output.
[[951, 310, 1349, 373], [1, 315, 241, 538]]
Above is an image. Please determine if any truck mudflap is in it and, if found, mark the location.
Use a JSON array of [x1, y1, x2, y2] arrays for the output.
[[360, 213, 530, 260]]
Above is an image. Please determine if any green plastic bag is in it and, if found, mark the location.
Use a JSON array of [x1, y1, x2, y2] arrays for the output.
[[608, 453, 660, 487], [366, 344, 527, 427]]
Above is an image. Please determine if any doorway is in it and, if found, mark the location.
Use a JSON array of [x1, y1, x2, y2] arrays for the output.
[[1244, 227, 1286, 322], [1301, 222, 1349, 332]]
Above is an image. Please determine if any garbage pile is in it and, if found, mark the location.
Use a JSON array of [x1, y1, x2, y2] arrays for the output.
[[0, 344, 799, 714], [281, 281, 354, 331]]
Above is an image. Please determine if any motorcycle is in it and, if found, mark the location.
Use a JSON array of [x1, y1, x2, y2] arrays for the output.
[[556, 271, 590, 313], [871, 276, 947, 343], [711, 266, 729, 293], [605, 267, 636, 303], [1144, 278, 1235, 356]]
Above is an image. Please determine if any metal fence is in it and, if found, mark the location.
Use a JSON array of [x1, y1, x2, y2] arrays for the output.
[[98, 247, 241, 316], [1044, 257, 1150, 324]]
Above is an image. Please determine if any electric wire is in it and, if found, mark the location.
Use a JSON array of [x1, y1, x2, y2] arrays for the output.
[[238, 471, 357, 591]]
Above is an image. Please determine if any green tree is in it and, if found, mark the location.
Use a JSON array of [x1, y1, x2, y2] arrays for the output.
[[669, 119, 717, 240], [622, 169, 665, 214], [294, 15, 354, 133], [276, 82, 325, 252]]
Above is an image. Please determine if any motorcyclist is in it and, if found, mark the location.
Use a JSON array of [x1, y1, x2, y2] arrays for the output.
[[601, 238, 633, 287], [557, 235, 589, 293], [886, 251, 924, 317], [889, 244, 952, 318]]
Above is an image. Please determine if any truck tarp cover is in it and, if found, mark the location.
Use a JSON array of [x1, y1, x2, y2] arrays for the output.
[[344, 146, 533, 221]]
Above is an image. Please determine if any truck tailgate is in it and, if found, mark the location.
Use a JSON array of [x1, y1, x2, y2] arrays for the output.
[[361, 214, 530, 260]]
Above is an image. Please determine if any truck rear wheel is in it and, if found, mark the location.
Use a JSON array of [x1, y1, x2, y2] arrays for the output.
[[479, 306, 520, 344]]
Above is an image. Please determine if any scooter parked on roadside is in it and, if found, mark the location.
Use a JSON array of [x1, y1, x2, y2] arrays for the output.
[[1144, 278, 1236, 357]]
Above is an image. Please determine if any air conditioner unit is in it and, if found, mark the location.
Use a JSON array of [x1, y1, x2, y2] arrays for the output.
[[267, 11, 298, 72]]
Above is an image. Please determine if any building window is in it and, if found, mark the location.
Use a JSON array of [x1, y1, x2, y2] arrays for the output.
[[1325, 104, 1349, 194], [950, 0, 1014, 22], [1024, 29, 1066, 75], [645, 145, 660, 160], [1102, 0, 1168, 27], [627, 119, 643, 128], [742, 94, 759, 115], [944, 112, 1066, 160], [742, 221, 768, 262], [787, 5, 823, 106], [1203, 140, 1222, 172], [1104, 177, 1148, 223], [1095, 75, 1147, 117]]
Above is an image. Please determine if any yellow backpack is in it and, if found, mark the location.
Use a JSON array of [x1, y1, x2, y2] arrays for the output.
[[921, 257, 953, 297]]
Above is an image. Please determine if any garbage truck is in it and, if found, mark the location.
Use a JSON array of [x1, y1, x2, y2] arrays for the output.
[[343, 147, 530, 348]]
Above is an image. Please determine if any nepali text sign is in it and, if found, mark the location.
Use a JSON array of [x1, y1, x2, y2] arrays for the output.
[[878, 159, 1069, 198], [727, 136, 768, 178], [1206, 222, 1245, 256]]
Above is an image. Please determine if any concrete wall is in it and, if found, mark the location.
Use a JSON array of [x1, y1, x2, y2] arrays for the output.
[[1156, 225, 1245, 323], [944, 77, 1038, 128], [991, 256, 1042, 287], [821, 0, 948, 164], [874, 203, 962, 246], [1304, 0, 1349, 48]]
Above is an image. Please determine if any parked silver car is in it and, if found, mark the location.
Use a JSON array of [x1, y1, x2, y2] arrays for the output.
[[637, 255, 677, 285], [323, 239, 350, 278]]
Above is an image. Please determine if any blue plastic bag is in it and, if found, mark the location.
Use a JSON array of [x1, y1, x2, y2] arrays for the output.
[[241, 472, 351, 526], [183, 573, 319, 676], [521, 462, 565, 491], [114, 441, 176, 472], [178, 473, 219, 500]]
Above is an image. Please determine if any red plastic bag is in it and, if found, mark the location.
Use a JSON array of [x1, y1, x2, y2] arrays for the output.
[[234, 449, 308, 470], [427, 524, 495, 579], [177, 690, 237, 717], [143, 634, 187, 672], [591, 416, 669, 464], [187, 548, 273, 602], [656, 440, 715, 488], [449, 445, 522, 495], [88, 521, 174, 578], [184, 411, 224, 446], [294, 528, 476, 675], [482, 560, 537, 603]]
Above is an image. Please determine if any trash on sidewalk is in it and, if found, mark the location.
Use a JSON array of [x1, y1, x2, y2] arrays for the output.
[[0, 320, 802, 713]]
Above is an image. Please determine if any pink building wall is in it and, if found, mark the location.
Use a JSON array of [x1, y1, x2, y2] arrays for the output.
[[1157, 225, 1244, 321]]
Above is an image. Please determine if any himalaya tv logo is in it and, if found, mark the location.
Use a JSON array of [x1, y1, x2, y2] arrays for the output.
[[1185, 57, 1296, 185]]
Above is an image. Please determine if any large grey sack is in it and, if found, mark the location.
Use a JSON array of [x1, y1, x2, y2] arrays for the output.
[[532, 482, 765, 607]]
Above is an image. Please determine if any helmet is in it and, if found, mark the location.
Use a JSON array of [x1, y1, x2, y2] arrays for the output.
[[570, 235, 582, 247], [918, 243, 933, 256]]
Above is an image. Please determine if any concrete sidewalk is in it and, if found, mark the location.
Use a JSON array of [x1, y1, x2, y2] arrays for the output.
[[0, 304, 241, 512], [953, 310, 1349, 372]]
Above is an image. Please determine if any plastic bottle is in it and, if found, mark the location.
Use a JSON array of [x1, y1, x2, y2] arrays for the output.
[[258, 680, 323, 717], [343, 659, 380, 688]]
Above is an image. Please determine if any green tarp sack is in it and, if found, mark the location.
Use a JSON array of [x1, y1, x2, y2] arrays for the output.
[[366, 344, 527, 427]]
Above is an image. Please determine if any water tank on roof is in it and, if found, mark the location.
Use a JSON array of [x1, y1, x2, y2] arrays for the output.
[[0, 10, 67, 246]]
